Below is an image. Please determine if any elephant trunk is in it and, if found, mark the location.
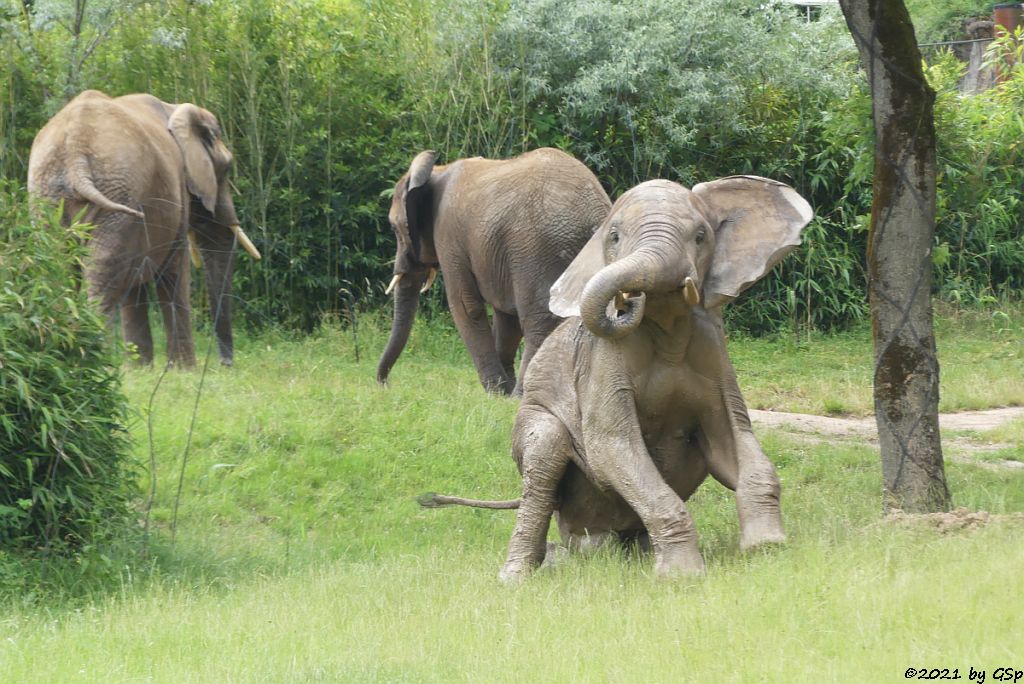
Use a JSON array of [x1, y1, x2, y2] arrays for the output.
[[376, 272, 426, 385], [579, 250, 688, 339], [195, 229, 237, 366]]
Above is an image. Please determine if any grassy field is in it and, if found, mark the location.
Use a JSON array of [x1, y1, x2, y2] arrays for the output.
[[1, 308, 1022, 682]]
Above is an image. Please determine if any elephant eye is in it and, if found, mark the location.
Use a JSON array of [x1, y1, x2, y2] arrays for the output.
[[608, 229, 619, 245], [695, 229, 706, 245]]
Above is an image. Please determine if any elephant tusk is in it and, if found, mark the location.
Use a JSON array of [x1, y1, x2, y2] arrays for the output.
[[684, 277, 700, 306], [187, 230, 203, 269], [231, 224, 262, 260], [419, 267, 438, 294], [384, 273, 402, 295]]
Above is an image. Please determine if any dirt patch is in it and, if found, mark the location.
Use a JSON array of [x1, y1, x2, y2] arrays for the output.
[[884, 506, 1024, 533], [749, 406, 1024, 470], [749, 406, 1024, 438], [750, 409, 877, 439]]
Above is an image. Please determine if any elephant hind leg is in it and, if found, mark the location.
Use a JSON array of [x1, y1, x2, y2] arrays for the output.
[[500, 409, 572, 584], [121, 282, 154, 365], [444, 273, 513, 394], [493, 310, 522, 394]]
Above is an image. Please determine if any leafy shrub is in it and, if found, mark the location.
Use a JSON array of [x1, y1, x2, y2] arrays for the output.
[[906, 0, 991, 43], [927, 42, 1024, 304], [486, 0, 870, 331], [0, 185, 137, 556], [811, 43, 1024, 312]]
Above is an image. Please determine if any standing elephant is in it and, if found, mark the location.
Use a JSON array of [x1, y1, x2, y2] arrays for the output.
[[376, 148, 611, 395], [422, 176, 812, 582], [28, 89, 261, 367]]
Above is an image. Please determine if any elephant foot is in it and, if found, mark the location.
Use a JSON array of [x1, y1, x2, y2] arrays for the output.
[[497, 560, 533, 585], [739, 515, 786, 552], [482, 372, 516, 396], [653, 542, 706, 579]]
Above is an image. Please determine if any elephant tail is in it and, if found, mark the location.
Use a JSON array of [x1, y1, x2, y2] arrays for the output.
[[417, 492, 520, 510], [66, 152, 145, 220]]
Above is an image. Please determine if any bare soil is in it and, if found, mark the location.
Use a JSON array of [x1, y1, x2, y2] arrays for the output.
[[883, 506, 1024, 532], [749, 406, 1024, 469]]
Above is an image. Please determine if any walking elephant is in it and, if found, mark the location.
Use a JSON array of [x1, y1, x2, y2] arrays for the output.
[[422, 176, 812, 582], [376, 148, 611, 395], [28, 89, 261, 368]]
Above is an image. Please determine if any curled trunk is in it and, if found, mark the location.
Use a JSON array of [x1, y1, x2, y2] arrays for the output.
[[578, 254, 655, 339]]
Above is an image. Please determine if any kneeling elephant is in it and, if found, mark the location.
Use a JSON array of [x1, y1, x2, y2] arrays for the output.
[[422, 175, 812, 582]]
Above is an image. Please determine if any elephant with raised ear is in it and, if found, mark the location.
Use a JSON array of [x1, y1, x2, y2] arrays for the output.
[[422, 176, 812, 582], [377, 148, 611, 396], [28, 89, 261, 368]]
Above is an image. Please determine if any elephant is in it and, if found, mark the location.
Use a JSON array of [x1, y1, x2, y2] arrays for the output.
[[376, 147, 611, 396], [421, 176, 812, 582], [27, 89, 261, 368]]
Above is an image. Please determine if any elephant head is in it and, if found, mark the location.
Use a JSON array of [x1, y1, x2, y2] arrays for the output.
[[377, 150, 440, 384], [549, 176, 812, 338], [167, 103, 261, 366]]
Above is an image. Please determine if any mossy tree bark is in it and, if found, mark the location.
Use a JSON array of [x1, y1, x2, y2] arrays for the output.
[[838, 0, 951, 513]]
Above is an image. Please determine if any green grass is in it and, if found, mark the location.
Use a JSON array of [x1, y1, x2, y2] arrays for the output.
[[732, 304, 1024, 416], [1, 308, 1022, 680]]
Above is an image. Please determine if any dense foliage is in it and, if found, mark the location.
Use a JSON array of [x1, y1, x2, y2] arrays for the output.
[[906, 0, 991, 43], [1, 0, 1021, 335], [0, 186, 137, 561]]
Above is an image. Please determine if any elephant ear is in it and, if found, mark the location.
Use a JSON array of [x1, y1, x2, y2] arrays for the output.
[[168, 103, 218, 214], [692, 175, 813, 311], [407, 150, 435, 192], [397, 150, 437, 265], [549, 225, 607, 318]]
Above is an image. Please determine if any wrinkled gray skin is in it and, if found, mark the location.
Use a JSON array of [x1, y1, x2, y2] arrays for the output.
[[28, 90, 260, 368], [377, 148, 611, 396], [494, 176, 813, 582]]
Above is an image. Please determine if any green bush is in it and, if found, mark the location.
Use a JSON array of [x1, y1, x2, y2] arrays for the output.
[[477, 0, 871, 332], [0, 185, 137, 558], [928, 42, 1024, 303]]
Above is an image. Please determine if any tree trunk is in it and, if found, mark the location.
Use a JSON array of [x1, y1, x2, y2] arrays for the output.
[[839, 0, 951, 513]]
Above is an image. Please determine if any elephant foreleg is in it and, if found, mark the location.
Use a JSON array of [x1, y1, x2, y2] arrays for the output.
[[701, 395, 785, 551], [120, 282, 154, 365], [581, 386, 706, 578], [500, 409, 572, 584]]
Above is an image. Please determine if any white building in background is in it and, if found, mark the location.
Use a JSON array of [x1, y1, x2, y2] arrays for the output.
[[784, 0, 839, 22]]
